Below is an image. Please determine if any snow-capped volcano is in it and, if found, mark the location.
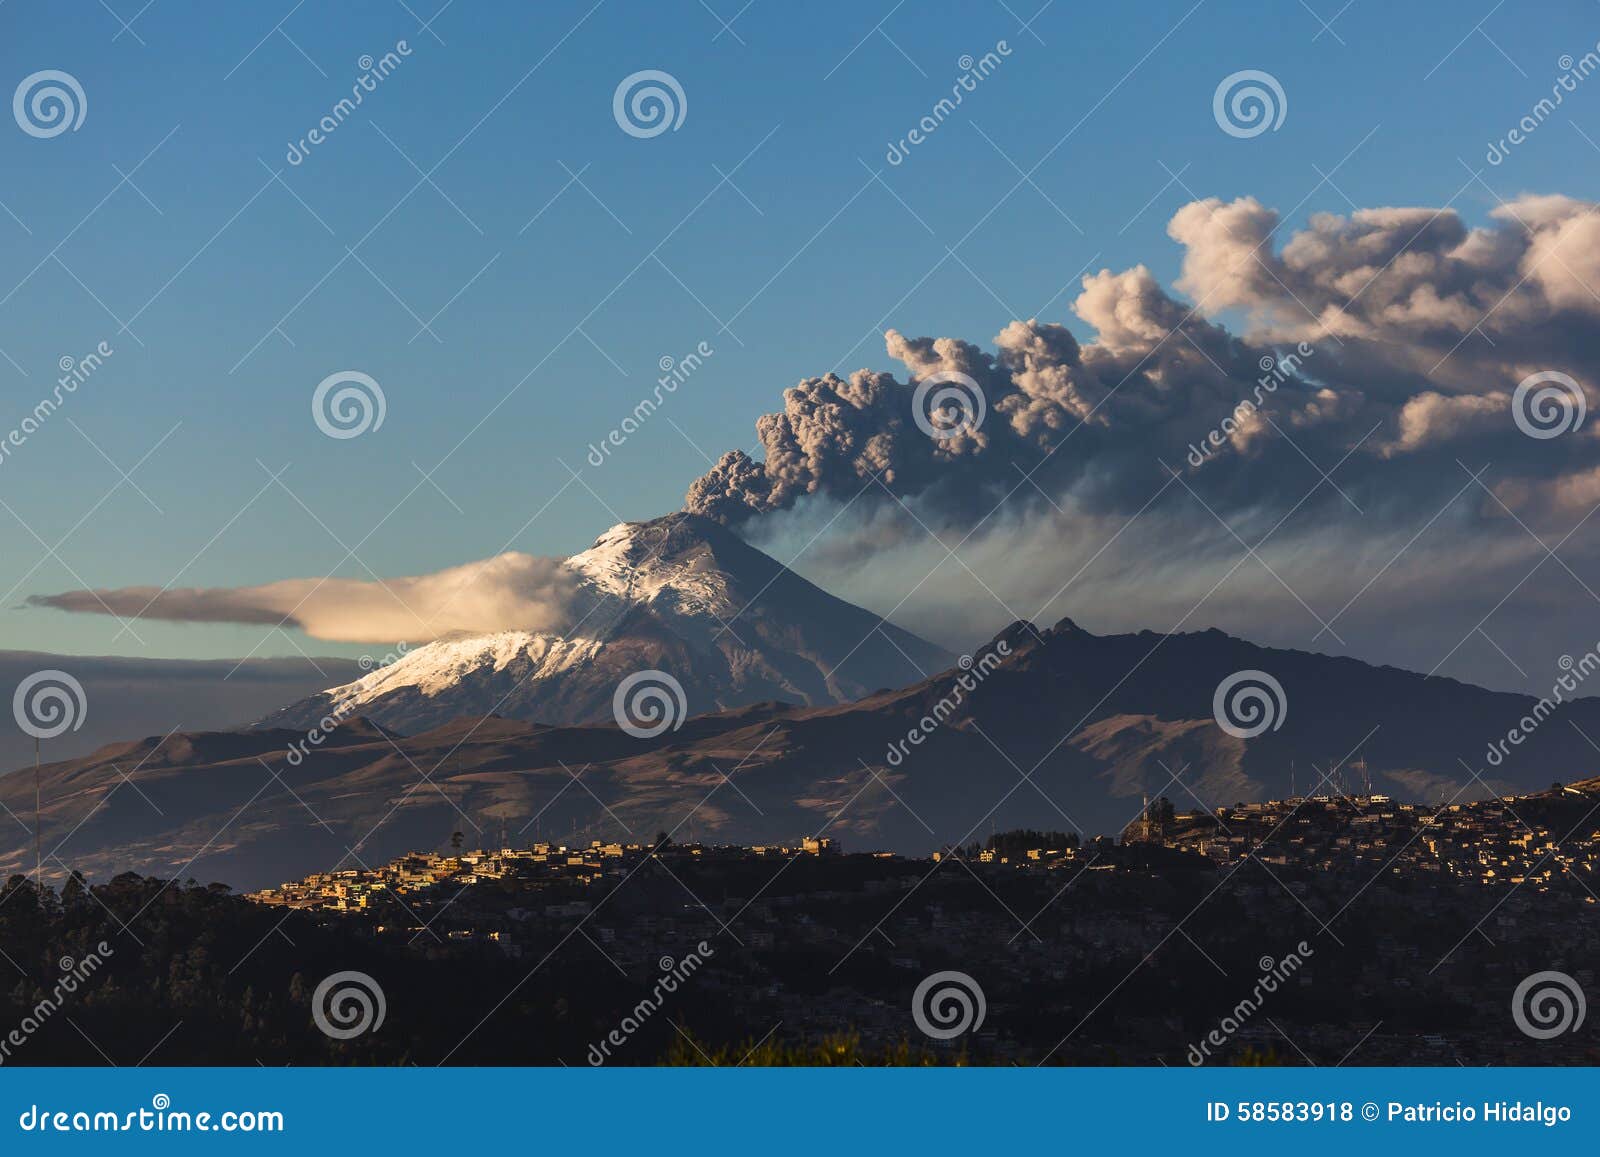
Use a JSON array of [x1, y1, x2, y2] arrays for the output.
[[255, 513, 954, 734]]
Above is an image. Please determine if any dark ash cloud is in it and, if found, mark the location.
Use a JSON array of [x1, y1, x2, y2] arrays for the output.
[[685, 194, 1600, 535], [683, 193, 1600, 695]]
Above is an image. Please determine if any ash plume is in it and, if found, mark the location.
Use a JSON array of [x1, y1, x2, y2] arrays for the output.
[[685, 194, 1600, 535]]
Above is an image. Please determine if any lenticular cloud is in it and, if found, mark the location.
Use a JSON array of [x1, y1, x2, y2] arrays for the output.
[[29, 553, 585, 644]]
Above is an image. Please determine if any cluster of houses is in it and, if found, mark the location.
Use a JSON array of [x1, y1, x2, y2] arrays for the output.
[[246, 836, 839, 912], [1149, 791, 1600, 891]]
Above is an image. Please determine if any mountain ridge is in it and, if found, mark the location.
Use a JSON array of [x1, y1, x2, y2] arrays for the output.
[[8, 617, 1598, 889]]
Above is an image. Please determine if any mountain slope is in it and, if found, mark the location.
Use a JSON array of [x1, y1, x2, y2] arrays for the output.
[[9, 617, 1600, 889], [256, 513, 954, 733], [0, 651, 361, 772]]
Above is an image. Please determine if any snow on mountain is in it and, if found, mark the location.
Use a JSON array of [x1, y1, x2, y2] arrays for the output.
[[309, 631, 605, 712], [255, 513, 954, 734], [23, 617, 1594, 888]]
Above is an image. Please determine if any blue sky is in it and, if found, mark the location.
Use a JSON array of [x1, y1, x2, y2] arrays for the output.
[[2, 0, 1598, 661]]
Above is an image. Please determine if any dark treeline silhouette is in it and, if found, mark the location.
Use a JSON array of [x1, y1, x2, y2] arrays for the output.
[[0, 872, 674, 1066], [5, 837, 1596, 1068]]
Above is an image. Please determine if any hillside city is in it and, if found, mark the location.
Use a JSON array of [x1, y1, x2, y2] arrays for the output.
[[249, 783, 1600, 914], [239, 782, 1600, 1064]]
